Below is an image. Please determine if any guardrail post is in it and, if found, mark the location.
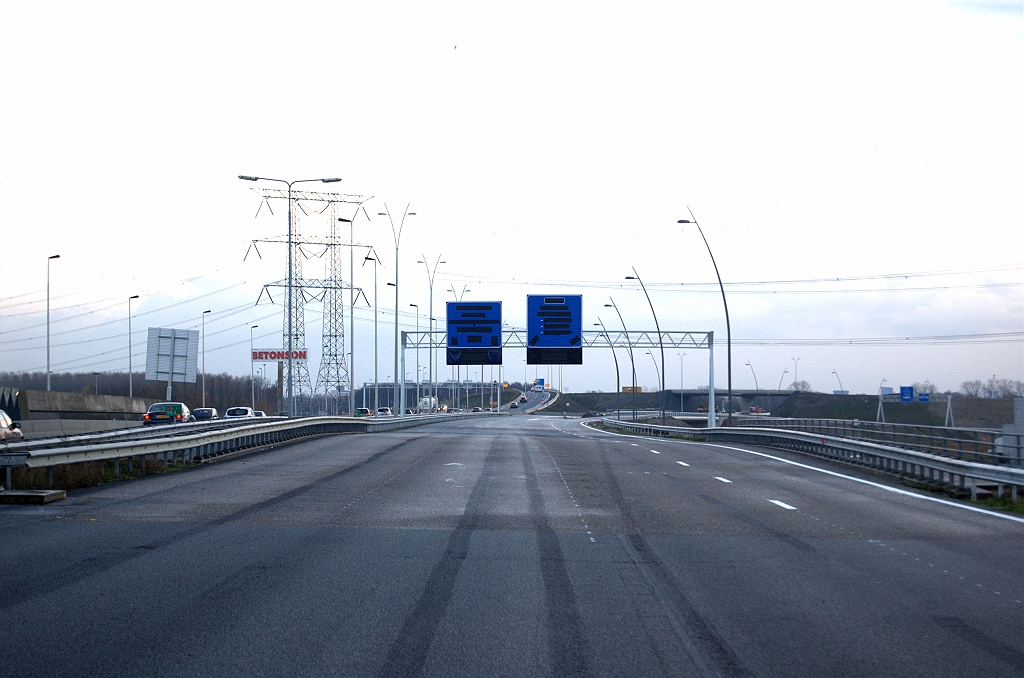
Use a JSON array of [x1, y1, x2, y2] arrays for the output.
[[47, 466, 54, 488], [5, 467, 11, 490], [114, 458, 120, 477]]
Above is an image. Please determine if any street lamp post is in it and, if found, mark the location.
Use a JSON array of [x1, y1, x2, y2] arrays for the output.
[[678, 209, 733, 425], [832, 369, 846, 420], [417, 255, 445, 407], [128, 295, 139, 397], [363, 250, 382, 412], [605, 299, 637, 421], [378, 204, 416, 417], [238, 175, 341, 417], [250, 325, 259, 410], [678, 351, 686, 411], [410, 303, 420, 410], [774, 368, 788, 416], [46, 254, 60, 391], [792, 356, 801, 389], [595, 320, 621, 420], [745, 364, 761, 391], [202, 309, 211, 407], [448, 285, 469, 408], [626, 268, 665, 423]]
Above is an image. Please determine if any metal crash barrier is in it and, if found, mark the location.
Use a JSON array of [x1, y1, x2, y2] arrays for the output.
[[1, 413, 490, 490], [598, 419, 1024, 503]]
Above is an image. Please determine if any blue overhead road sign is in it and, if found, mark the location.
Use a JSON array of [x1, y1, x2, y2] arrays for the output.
[[527, 295, 582, 365], [446, 301, 502, 365], [900, 386, 914, 402]]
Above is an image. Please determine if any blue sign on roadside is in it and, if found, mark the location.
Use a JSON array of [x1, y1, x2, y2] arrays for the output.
[[900, 386, 914, 402], [918, 393, 931, 402], [446, 301, 502, 365], [526, 294, 582, 365]]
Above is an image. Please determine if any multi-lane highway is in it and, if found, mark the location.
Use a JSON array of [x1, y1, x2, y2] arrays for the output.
[[2, 416, 1021, 677]]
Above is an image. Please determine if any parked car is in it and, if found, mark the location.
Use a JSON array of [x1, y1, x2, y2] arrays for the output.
[[376, 407, 393, 417], [354, 408, 372, 417], [224, 407, 254, 419], [193, 408, 218, 421], [0, 409, 23, 442], [143, 402, 195, 425]]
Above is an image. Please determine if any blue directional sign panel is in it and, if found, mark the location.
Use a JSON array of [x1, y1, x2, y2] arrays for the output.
[[446, 301, 502, 365], [900, 386, 914, 402], [527, 295, 582, 365], [918, 393, 931, 402]]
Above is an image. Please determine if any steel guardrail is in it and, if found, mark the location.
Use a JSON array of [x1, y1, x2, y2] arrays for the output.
[[1, 412, 498, 490], [598, 418, 1024, 501]]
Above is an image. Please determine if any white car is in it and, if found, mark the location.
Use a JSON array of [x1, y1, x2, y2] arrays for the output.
[[224, 407, 254, 419], [376, 407, 393, 417]]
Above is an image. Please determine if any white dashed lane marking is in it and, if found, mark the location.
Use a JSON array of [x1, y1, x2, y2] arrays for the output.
[[649, 449, 660, 454], [769, 500, 797, 510], [714, 477, 732, 484], [676, 461, 690, 467]]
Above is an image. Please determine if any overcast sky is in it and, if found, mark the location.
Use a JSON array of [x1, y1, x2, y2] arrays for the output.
[[1, 0, 1021, 397]]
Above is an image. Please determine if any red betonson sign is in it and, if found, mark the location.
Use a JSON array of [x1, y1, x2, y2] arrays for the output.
[[252, 349, 308, 362]]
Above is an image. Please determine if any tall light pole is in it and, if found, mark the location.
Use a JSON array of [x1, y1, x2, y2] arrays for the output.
[[238, 175, 342, 417], [792, 356, 801, 390], [250, 325, 259, 410], [777, 369, 788, 392], [201, 309, 211, 407], [448, 285, 469, 405], [378, 204, 416, 417], [128, 294, 139, 397], [745, 361, 759, 391], [363, 249, 383, 412], [832, 369, 846, 420], [678, 351, 686, 411], [678, 209, 732, 425], [877, 377, 887, 423], [46, 254, 60, 391], [339, 213, 357, 415], [410, 303, 420, 410], [595, 320, 621, 420], [626, 268, 665, 423], [605, 298, 637, 421], [417, 254, 445, 406]]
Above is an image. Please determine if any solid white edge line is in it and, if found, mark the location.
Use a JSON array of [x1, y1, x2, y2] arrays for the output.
[[702, 443, 1024, 525], [770, 500, 798, 510], [578, 420, 1024, 525]]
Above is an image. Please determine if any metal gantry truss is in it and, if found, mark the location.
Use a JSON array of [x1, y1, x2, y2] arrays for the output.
[[397, 329, 722, 426], [250, 188, 372, 414]]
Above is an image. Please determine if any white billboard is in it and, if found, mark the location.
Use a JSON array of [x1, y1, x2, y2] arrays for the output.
[[145, 327, 199, 384]]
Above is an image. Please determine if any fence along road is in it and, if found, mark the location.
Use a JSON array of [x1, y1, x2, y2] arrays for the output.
[[2, 415, 1022, 677]]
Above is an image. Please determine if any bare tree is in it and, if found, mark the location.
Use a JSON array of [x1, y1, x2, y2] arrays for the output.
[[789, 380, 811, 392], [913, 382, 937, 395], [960, 380, 983, 397]]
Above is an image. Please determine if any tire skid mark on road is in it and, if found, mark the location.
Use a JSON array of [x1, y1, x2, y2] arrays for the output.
[[0, 435, 430, 612], [379, 435, 504, 678], [521, 437, 592, 677], [597, 454, 752, 678]]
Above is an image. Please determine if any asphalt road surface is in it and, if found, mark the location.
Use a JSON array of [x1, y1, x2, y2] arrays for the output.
[[2, 416, 1022, 677]]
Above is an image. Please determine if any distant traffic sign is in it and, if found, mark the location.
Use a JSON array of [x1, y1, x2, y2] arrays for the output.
[[900, 386, 914, 402], [526, 295, 582, 365], [446, 301, 502, 365]]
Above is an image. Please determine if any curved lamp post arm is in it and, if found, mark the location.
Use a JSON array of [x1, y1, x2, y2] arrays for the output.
[[679, 208, 732, 425], [627, 268, 666, 423]]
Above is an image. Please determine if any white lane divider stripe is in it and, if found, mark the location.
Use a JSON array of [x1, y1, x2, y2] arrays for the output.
[[714, 477, 732, 483], [631, 443, 639, 447], [676, 461, 690, 467], [650, 449, 660, 454], [770, 500, 797, 510], [701, 443, 1024, 525]]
